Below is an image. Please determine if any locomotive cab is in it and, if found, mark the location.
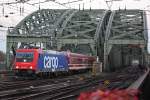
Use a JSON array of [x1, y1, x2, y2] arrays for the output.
[[14, 49, 38, 76]]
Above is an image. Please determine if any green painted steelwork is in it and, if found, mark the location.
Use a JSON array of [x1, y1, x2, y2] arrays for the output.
[[6, 9, 110, 69], [104, 10, 148, 71], [7, 9, 148, 71]]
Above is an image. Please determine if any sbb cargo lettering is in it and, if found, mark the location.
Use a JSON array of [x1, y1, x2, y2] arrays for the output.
[[44, 56, 58, 69]]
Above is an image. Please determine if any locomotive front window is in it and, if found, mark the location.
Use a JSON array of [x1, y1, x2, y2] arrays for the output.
[[16, 52, 34, 62]]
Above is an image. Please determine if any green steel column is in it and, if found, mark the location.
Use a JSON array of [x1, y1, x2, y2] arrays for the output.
[[6, 41, 12, 70]]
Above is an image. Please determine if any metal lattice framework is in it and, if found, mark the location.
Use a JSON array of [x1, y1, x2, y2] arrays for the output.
[[104, 10, 148, 71], [57, 10, 110, 56], [6, 9, 111, 68]]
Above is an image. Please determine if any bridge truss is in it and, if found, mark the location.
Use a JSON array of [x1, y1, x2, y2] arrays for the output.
[[6, 9, 148, 71], [104, 10, 148, 71], [6, 9, 111, 68]]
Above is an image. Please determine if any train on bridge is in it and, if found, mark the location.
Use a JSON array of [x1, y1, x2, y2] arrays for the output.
[[13, 49, 96, 76]]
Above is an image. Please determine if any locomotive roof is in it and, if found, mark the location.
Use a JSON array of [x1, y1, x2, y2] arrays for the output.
[[16, 49, 95, 58]]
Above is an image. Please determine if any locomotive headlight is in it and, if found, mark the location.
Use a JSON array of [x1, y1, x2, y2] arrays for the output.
[[16, 66, 19, 69], [29, 66, 33, 69]]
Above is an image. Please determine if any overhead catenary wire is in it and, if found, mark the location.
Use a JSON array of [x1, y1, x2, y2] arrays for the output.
[[0, 0, 89, 15], [3, 4, 31, 15], [27, 0, 55, 5], [0, 1, 44, 16], [0, 0, 48, 16], [52, 1, 73, 9], [27, 0, 74, 9], [39, 0, 40, 10], [0, 0, 78, 16], [0, 1, 35, 16], [105, 0, 113, 10], [0, 0, 30, 6], [62, 0, 83, 5]]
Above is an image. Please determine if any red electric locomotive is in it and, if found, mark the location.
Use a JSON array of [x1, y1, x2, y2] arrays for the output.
[[13, 49, 96, 76], [14, 49, 38, 75]]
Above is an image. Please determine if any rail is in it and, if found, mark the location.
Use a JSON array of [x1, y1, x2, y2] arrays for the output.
[[127, 68, 150, 90]]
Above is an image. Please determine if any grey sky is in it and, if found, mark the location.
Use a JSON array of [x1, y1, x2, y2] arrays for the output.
[[0, 0, 149, 52]]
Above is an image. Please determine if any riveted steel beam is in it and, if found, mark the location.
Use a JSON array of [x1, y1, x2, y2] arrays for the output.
[[6, 9, 73, 68], [7, 35, 50, 43], [58, 9, 111, 56], [104, 10, 148, 72], [6, 9, 111, 69]]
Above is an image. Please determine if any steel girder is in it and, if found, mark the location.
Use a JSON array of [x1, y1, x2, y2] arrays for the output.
[[6, 9, 75, 68], [57, 10, 111, 56], [6, 9, 111, 68], [104, 10, 148, 71], [7, 9, 75, 49]]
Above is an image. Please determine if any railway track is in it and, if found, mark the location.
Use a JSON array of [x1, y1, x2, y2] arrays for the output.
[[2, 74, 139, 100], [0, 77, 100, 100], [0, 72, 91, 91], [0, 66, 147, 100]]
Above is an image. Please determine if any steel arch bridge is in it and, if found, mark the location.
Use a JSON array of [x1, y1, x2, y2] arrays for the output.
[[6, 9, 148, 71], [6, 9, 111, 68], [104, 10, 148, 71]]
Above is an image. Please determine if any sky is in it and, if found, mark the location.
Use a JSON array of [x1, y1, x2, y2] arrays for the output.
[[0, 0, 150, 52]]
